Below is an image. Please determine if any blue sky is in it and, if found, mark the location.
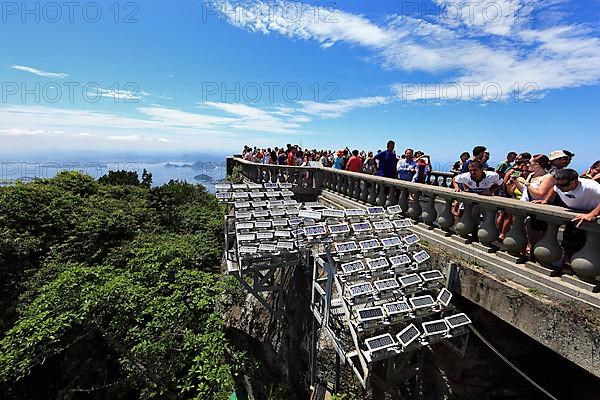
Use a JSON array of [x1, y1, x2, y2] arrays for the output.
[[1, 0, 599, 170]]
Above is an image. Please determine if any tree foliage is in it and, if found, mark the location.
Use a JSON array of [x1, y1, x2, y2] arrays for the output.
[[0, 172, 240, 399]]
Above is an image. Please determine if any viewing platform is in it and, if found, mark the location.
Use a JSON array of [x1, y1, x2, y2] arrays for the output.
[[226, 156, 600, 379]]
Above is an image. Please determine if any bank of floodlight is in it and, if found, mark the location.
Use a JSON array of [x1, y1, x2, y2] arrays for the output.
[[396, 323, 421, 348], [437, 288, 453, 307]]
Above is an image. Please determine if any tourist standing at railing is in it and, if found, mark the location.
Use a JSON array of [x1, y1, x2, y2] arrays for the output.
[[496, 152, 518, 178], [374, 140, 398, 178], [397, 148, 417, 181], [287, 147, 296, 166], [452, 152, 470, 175], [581, 160, 600, 182], [346, 150, 363, 173], [461, 146, 488, 173], [333, 150, 344, 169], [362, 151, 376, 175], [548, 150, 574, 176], [413, 151, 431, 183], [452, 160, 503, 195]]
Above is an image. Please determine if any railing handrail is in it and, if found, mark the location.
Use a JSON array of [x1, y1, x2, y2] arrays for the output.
[[232, 157, 598, 229]]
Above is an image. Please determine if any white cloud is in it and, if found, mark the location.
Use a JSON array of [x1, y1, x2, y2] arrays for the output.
[[11, 65, 69, 79], [215, 0, 600, 102], [297, 96, 390, 118]]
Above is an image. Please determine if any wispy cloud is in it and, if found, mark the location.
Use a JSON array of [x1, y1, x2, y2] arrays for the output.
[[214, 0, 600, 102], [11, 65, 69, 79]]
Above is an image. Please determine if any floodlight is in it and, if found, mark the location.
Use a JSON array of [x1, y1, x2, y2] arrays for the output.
[[396, 324, 421, 348], [234, 201, 251, 209], [389, 254, 411, 267], [365, 334, 396, 353], [235, 211, 252, 219], [265, 192, 280, 198], [299, 210, 322, 220], [347, 281, 374, 298], [334, 241, 358, 253], [445, 313, 471, 329], [232, 192, 249, 199], [303, 224, 327, 236], [283, 199, 298, 205], [384, 301, 411, 317], [412, 250, 430, 264], [398, 273, 422, 288], [236, 222, 254, 230], [351, 221, 373, 233], [373, 220, 393, 230], [387, 205, 402, 214], [359, 239, 381, 251], [374, 278, 400, 292], [393, 219, 413, 228], [237, 233, 256, 242], [367, 257, 389, 271], [279, 183, 293, 189], [322, 209, 345, 218], [328, 223, 350, 234], [272, 219, 288, 227], [232, 183, 248, 190], [252, 201, 267, 208], [402, 234, 420, 245], [345, 209, 366, 217], [259, 243, 277, 252], [269, 209, 285, 217], [288, 218, 302, 226], [422, 320, 449, 337], [367, 206, 385, 215], [437, 288, 452, 307], [254, 221, 272, 229], [276, 241, 295, 251], [253, 210, 269, 218], [248, 183, 263, 190], [274, 230, 291, 238], [357, 306, 385, 323], [249, 192, 264, 199], [381, 236, 402, 247], [215, 183, 231, 191], [238, 246, 258, 254], [216, 192, 232, 200], [409, 295, 435, 311], [264, 183, 278, 189], [420, 270, 445, 283], [268, 200, 284, 206], [256, 232, 274, 240], [340, 260, 366, 275]]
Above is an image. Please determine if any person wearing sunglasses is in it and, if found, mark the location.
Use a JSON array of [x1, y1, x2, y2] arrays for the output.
[[536, 168, 600, 227]]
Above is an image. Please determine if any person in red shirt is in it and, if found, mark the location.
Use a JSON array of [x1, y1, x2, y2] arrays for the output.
[[287, 147, 296, 166], [346, 150, 363, 173]]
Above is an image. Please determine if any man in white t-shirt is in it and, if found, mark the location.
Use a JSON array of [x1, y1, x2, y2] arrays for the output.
[[452, 160, 503, 195], [538, 169, 600, 227]]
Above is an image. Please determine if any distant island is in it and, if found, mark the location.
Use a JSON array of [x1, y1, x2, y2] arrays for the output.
[[164, 161, 220, 171], [194, 174, 214, 183]]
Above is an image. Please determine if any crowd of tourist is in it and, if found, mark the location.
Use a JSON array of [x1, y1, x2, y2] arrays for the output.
[[241, 143, 600, 271]]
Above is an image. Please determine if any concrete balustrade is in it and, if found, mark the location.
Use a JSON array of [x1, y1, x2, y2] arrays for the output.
[[230, 157, 600, 289]]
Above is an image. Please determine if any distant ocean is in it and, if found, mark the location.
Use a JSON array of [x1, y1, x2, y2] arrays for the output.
[[0, 161, 228, 193]]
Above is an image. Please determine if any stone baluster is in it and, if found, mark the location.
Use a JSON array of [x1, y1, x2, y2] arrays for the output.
[[436, 198, 455, 232], [478, 206, 499, 246], [287, 169, 296, 184], [367, 181, 377, 204], [503, 213, 527, 256], [455, 202, 476, 239], [360, 180, 369, 203], [408, 191, 422, 221], [346, 176, 355, 196], [532, 222, 562, 267], [385, 187, 398, 207], [340, 174, 348, 194], [376, 183, 387, 206], [421, 193, 437, 227], [334, 174, 342, 192], [352, 177, 362, 199], [399, 189, 409, 214], [314, 170, 324, 191], [271, 168, 278, 183], [278, 168, 285, 184], [571, 229, 600, 283]]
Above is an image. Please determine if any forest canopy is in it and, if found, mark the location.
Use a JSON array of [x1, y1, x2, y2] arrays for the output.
[[0, 171, 242, 399]]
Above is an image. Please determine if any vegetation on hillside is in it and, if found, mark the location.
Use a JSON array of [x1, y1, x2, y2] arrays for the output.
[[0, 171, 244, 399]]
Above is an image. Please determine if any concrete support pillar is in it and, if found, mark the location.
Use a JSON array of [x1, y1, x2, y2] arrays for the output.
[[408, 191, 422, 221], [533, 222, 562, 267], [437, 198, 454, 232], [503, 213, 527, 256], [571, 230, 600, 283]]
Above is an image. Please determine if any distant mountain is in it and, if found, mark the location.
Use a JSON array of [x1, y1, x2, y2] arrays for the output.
[[194, 174, 214, 183], [164, 161, 221, 171]]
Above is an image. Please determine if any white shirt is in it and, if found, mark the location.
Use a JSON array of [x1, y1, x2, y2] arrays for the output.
[[555, 178, 600, 211], [456, 171, 503, 194]]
